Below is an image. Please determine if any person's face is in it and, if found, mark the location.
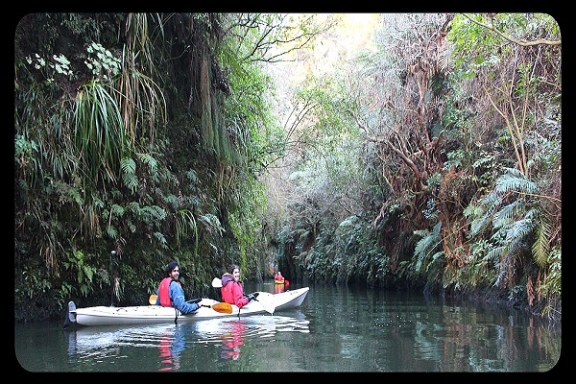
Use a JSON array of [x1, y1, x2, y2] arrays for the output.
[[232, 268, 240, 281], [170, 267, 180, 280]]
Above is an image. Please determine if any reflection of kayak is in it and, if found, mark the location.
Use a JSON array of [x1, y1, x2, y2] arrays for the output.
[[69, 287, 309, 327], [194, 311, 310, 336], [67, 311, 310, 358], [67, 323, 178, 355]]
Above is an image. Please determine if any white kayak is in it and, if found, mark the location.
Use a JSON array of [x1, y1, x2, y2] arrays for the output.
[[68, 287, 309, 327]]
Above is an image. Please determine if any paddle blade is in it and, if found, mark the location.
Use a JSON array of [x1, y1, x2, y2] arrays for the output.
[[211, 302, 233, 314], [211, 277, 223, 288], [149, 294, 157, 305]]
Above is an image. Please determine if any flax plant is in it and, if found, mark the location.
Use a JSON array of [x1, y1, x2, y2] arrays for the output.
[[73, 80, 127, 187]]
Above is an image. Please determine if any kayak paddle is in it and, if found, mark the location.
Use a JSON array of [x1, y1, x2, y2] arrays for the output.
[[148, 293, 233, 314]]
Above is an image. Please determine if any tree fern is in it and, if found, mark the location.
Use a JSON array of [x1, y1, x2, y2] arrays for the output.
[[532, 218, 551, 268], [467, 191, 503, 237], [495, 167, 537, 194], [505, 208, 537, 243], [413, 221, 442, 272], [492, 200, 521, 230]]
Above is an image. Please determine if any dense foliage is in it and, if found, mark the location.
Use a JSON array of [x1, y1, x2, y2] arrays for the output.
[[14, 13, 290, 320], [264, 13, 561, 320], [14, 13, 561, 322]]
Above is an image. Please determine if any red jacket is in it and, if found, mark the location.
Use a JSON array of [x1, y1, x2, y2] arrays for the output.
[[221, 273, 250, 308], [158, 277, 174, 307]]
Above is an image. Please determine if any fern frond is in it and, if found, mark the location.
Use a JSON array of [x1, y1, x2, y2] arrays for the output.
[[532, 219, 551, 268], [122, 172, 138, 193], [153, 232, 168, 249], [137, 152, 158, 172], [486, 245, 506, 264], [110, 204, 125, 217], [492, 200, 521, 229], [164, 194, 179, 210], [495, 168, 537, 194], [505, 207, 537, 240], [106, 224, 118, 239], [414, 222, 442, 272], [120, 157, 137, 174], [469, 191, 503, 237]]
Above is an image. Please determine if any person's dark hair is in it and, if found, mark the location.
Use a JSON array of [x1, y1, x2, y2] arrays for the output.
[[166, 261, 179, 276], [227, 264, 239, 274]]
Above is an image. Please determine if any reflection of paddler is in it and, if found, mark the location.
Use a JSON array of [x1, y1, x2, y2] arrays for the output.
[[158, 327, 183, 371], [220, 321, 246, 360]]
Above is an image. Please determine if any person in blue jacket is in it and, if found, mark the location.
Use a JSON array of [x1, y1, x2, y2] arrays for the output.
[[155, 261, 200, 314]]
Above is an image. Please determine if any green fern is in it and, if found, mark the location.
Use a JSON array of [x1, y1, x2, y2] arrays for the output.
[[199, 214, 225, 236], [153, 232, 168, 249], [413, 221, 442, 272], [106, 224, 118, 239], [492, 200, 521, 230], [110, 204, 125, 217], [532, 219, 551, 268], [120, 157, 136, 174], [495, 167, 537, 194], [137, 152, 158, 171], [505, 208, 537, 242]]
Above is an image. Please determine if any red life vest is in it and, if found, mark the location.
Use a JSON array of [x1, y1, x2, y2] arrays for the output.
[[158, 277, 174, 307]]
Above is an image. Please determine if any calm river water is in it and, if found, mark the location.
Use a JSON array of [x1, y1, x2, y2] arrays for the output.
[[14, 283, 561, 373]]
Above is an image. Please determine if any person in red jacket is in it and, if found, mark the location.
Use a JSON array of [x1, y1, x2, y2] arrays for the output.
[[220, 264, 257, 308]]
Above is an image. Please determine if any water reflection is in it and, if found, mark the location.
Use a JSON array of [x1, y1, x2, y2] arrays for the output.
[[159, 325, 185, 371], [194, 312, 310, 361], [219, 321, 245, 360], [64, 311, 310, 370], [18, 286, 558, 372], [66, 323, 186, 371]]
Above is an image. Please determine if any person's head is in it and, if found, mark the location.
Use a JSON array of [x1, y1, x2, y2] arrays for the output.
[[227, 264, 240, 281], [166, 261, 180, 280]]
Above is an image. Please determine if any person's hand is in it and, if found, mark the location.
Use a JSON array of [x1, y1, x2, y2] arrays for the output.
[[246, 293, 259, 301]]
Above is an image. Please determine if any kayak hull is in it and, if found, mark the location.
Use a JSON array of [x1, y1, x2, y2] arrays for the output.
[[70, 287, 309, 327]]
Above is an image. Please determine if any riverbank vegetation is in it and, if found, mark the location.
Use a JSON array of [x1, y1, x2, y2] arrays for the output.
[[14, 13, 561, 322]]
